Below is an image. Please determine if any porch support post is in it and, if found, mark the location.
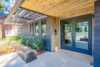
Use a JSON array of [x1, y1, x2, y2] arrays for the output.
[[38, 20, 42, 36], [94, 1, 100, 67], [48, 17, 61, 51]]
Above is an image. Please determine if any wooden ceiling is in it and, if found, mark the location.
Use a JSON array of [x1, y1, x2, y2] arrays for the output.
[[20, 0, 95, 19]]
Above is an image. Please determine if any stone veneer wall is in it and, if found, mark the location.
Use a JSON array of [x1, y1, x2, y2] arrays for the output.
[[15, 17, 60, 51], [16, 23, 31, 36], [16, 18, 52, 51], [0, 23, 16, 38]]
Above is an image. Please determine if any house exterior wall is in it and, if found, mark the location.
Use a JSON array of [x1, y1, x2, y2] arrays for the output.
[[17, 18, 52, 51], [16, 24, 31, 36], [48, 17, 61, 51], [0, 23, 16, 38], [94, 1, 100, 67], [0, 24, 3, 38], [16, 17, 61, 51]]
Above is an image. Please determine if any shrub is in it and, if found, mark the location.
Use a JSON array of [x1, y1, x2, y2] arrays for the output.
[[31, 38, 45, 51], [7, 40, 11, 45], [10, 36, 22, 41], [11, 41, 22, 46], [0, 38, 6, 41], [9, 36, 46, 51], [25, 38, 33, 47], [4, 45, 11, 52]]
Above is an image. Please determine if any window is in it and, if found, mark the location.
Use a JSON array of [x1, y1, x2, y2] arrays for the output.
[[35, 22, 39, 36], [41, 20, 47, 36], [30, 23, 33, 36]]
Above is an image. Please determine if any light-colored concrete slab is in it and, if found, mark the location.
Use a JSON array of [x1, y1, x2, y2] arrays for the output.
[[0, 41, 6, 46], [0, 50, 93, 67]]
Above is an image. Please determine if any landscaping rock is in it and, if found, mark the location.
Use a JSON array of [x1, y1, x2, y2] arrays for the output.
[[16, 45, 37, 63]]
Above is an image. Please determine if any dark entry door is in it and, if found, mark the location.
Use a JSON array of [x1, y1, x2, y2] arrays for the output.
[[61, 15, 92, 55]]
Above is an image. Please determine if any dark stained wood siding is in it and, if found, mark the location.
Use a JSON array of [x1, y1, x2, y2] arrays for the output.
[[94, 1, 100, 67]]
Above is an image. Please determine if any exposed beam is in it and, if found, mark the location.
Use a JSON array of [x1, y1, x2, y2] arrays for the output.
[[20, 6, 50, 17], [4, 0, 24, 23], [21, 11, 29, 17], [17, 9, 24, 16], [26, 15, 47, 24], [31, 14, 42, 20], [24, 12, 34, 18], [29, 13, 42, 19]]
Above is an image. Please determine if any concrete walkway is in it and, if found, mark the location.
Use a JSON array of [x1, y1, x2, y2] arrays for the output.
[[0, 50, 93, 67], [0, 41, 6, 46]]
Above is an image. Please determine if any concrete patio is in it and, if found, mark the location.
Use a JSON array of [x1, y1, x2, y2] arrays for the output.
[[0, 49, 93, 67]]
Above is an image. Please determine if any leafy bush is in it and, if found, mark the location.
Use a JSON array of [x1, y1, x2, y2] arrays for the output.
[[0, 38, 6, 41], [10, 36, 22, 41], [9, 36, 46, 51], [4, 46, 11, 52], [31, 38, 45, 51], [11, 41, 22, 46], [7, 40, 11, 45]]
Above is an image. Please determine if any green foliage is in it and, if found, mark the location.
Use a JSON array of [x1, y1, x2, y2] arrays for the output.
[[0, 2, 5, 12], [9, 36, 46, 51], [10, 36, 21, 41], [5, 0, 9, 2], [0, 38, 6, 41], [84, 36, 88, 39], [4, 45, 11, 52], [42, 33, 46, 36], [7, 40, 11, 45], [31, 38, 45, 51], [11, 41, 22, 46]]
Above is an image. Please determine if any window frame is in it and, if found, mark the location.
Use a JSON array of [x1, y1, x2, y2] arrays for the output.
[[34, 22, 39, 36], [41, 20, 47, 36]]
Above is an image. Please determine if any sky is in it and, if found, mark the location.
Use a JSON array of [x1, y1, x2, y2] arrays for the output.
[[0, 0, 15, 22]]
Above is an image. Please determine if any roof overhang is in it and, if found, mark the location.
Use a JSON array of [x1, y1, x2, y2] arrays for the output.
[[20, 0, 96, 19], [4, 0, 47, 24], [5, 0, 97, 24]]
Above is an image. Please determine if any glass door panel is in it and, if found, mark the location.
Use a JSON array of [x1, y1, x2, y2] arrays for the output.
[[62, 22, 72, 47], [75, 21, 88, 50], [61, 15, 92, 55]]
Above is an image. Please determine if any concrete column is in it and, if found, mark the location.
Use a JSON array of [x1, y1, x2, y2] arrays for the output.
[[48, 17, 61, 51], [94, 1, 100, 67]]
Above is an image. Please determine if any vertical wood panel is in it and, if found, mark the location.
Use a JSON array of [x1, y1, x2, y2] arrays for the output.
[[94, 1, 100, 67]]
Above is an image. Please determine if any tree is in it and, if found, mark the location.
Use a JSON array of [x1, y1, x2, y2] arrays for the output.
[[5, 0, 9, 2], [0, 2, 5, 12]]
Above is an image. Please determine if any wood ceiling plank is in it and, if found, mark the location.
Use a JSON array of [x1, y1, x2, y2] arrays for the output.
[[20, 0, 95, 18], [45, 2, 94, 17], [44, 1, 94, 13]]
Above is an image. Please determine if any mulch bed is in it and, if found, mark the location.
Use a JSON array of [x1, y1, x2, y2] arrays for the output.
[[0, 41, 46, 57], [36, 50, 46, 56], [0, 45, 16, 56], [0, 45, 46, 56]]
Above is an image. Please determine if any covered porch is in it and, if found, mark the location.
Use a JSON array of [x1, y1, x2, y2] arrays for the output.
[[3, 0, 100, 67]]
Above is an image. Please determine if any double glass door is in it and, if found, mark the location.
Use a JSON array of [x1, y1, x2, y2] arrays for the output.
[[61, 15, 92, 55]]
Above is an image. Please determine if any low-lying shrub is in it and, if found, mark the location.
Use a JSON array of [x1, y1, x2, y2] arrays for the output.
[[0, 38, 6, 41], [9, 36, 46, 51], [31, 38, 45, 51], [11, 41, 22, 46], [4, 45, 11, 53]]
